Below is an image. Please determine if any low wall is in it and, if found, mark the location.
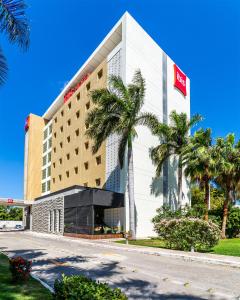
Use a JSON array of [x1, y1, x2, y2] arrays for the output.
[[0, 221, 23, 228]]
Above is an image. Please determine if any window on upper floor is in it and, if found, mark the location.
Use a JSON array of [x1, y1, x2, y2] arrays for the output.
[[68, 102, 71, 110], [97, 69, 103, 80], [66, 153, 70, 160], [44, 129, 48, 140], [84, 141, 89, 150], [96, 155, 101, 165], [66, 171, 70, 178], [43, 155, 47, 166], [77, 93, 80, 101], [76, 110, 80, 119], [86, 102, 90, 110], [42, 169, 46, 180], [86, 82, 91, 91], [95, 178, 101, 186], [74, 167, 78, 174], [84, 162, 89, 170], [75, 148, 79, 155], [75, 129, 79, 137], [42, 182, 46, 193]]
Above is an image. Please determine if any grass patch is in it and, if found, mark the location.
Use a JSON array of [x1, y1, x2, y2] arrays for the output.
[[116, 238, 240, 257], [0, 253, 52, 300], [212, 238, 240, 257]]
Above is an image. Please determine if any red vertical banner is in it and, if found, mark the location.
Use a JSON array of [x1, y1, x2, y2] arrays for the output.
[[25, 116, 30, 132], [174, 64, 187, 96]]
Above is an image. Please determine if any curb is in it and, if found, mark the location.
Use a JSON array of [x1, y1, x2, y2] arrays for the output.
[[23, 231, 240, 269], [31, 273, 54, 293]]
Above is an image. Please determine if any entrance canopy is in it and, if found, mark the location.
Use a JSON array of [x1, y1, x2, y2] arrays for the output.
[[0, 198, 32, 207]]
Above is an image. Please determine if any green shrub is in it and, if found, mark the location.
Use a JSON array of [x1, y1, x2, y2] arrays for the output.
[[9, 256, 32, 282], [153, 218, 221, 251], [53, 274, 127, 300], [226, 207, 240, 238]]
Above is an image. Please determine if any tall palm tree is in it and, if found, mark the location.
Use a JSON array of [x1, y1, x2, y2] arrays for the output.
[[214, 134, 240, 238], [85, 70, 158, 239], [150, 111, 202, 208], [0, 0, 30, 84], [183, 128, 216, 220]]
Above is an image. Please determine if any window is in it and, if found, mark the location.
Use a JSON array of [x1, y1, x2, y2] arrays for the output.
[[54, 132, 57, 138], [48, 166, 51, 177], [84, 141, 89, 150], [86, 102, 90, 110], [76, 110, 80, 119], [85, 123, 89, 130], [66, 153, 70, 160], [68, 102, 71, 110], [53, 162, 56, 168], [43, 155, 47, 166], [67, 136, 70, 143], [60, 126, 63, 133], [75, 129, 79, 137], [53, 147, 56, 153], [60, 142, 63, 148], [48, 152, 51, 162], [77, 93, 80, 101], [67, 119, 71, 126], [47, 180, 51, 191], [43, 142, 47, 153], [53, 177, 55, 184], [84, 162, 89, 170], [61, 110, 64, 117], [42, 169, 46, 180], [97, 69, 103, 80], [44, 129, 48, 140], [48, 138, 52, 148], [75, 148, 79, 155], [86, 82, 91, 91], [59, 158, 62, 165], [95, 178, 101, 186], [59, 174, 62, 181], [96, 155, 101, 165], [66, 171, 69, 178], [84, 182, 88, 187], [42, 182, 46, 193], [49, 124, 52, 134], [74, 167, 78, 174], [54, 117, 57, 124]]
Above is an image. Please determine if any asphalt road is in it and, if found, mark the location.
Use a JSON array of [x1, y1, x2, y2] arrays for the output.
[[0, 232, 239, 300]]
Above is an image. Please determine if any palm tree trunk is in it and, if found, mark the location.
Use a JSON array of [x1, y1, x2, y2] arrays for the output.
[[204, 180, 210, 221], [177, 157, 183, 209], [221, 188, 231, 239], [127, 146, 136, 239]]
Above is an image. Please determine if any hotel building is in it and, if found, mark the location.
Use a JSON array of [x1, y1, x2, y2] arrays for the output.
[[24, 12, 190, 238]]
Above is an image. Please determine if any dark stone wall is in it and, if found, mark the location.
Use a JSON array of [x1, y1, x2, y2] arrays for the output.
[[31, 196, 64, 234]]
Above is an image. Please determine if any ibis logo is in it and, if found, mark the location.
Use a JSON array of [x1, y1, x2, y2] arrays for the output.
[[174, 64, 187, 96]]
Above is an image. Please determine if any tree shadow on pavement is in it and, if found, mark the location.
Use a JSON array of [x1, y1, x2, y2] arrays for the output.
[[1, 248, 208, 299]]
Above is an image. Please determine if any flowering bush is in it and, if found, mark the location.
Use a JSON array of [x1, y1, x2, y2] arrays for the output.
[[153, 218, 221, 251], [9, 256, 32, 282]]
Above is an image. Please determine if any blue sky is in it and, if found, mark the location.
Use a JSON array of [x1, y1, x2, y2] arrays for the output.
[[0, 0, 239, 198]]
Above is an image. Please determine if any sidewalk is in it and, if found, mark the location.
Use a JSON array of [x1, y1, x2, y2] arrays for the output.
[[25, 231, 240, 269]]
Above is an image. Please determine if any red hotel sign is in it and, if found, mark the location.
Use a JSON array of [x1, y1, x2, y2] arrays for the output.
[[64, 73, 90, 103], [174, 64, 187, 96], [7, 199, 14, 204], [24, 115, 30, 132]]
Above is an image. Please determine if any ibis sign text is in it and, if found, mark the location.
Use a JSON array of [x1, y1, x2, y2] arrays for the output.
[[174, 64, 187, 96]]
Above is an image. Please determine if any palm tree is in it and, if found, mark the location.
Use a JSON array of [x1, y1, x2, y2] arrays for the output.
[[183, 128, 216, 220], [85, 70, 158, 239], [213, 134, 240, 238], [0, 0, 30, 84], [150, 111, 202, 208]]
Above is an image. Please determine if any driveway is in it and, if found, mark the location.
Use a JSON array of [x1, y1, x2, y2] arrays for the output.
[[0, 231, 239, 300]]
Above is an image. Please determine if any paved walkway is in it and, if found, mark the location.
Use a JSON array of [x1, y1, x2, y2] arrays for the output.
[[1, 231, 240, 300]]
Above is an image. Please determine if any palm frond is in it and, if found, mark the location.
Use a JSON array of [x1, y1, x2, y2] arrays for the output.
[[0, 0, 30, 50], [0, 46, 7, 84], [118, 130, 129, 168], [135, 112, 159, 132]]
